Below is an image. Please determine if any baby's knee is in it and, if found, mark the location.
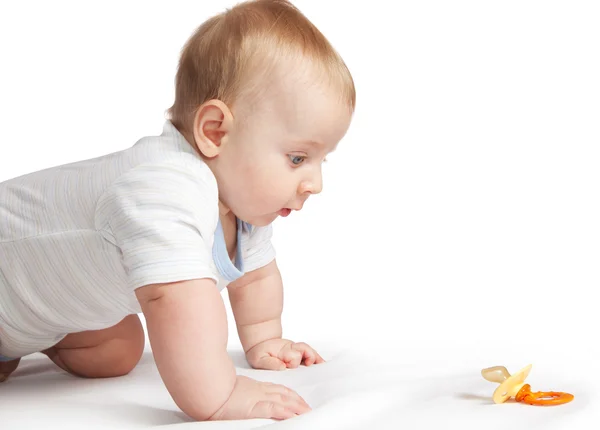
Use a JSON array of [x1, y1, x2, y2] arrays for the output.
[[107, 315, 145, 376], [0, 357, 21, 382], [54, 314, 145, 378]]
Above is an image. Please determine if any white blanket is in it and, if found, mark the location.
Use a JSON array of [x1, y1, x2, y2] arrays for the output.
[[1, 340, 596, 430]]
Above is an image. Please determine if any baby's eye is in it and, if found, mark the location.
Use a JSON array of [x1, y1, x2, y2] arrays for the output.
[[289, 155, 306, 165]]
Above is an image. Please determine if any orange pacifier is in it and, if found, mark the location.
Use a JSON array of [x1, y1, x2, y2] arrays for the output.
[[481, 364, 574, 406]]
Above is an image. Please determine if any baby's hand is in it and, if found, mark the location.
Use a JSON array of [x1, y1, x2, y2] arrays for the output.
[[246, 339, 325, 371], [209, 375, 311, 421]]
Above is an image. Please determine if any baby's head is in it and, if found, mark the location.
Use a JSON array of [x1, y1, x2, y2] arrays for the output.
[[168, 0, 355, 226]]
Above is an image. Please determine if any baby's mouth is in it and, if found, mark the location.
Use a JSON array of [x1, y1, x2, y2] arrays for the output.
[[277, 208, 292, 217]]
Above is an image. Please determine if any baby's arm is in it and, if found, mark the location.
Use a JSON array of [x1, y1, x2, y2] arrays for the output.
[[228, 260, 324, 369], [136, 279, 236, 420], [227, 260, 283, 353], [100, 163, 310, 420]]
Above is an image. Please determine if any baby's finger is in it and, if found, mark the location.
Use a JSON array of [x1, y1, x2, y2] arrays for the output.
[[252, 400, 297, 420], [267, 392, 312, 416], [314, 352, 325, 364], [254, 356, 286, 371], [291, 342, 318, 366], [268, 384, 311, 410], [281, 348, 303, 368], [304, 353, 316, 366]]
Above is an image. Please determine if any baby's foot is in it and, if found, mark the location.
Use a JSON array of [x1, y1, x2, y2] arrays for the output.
[[0, 358, 20, 383]]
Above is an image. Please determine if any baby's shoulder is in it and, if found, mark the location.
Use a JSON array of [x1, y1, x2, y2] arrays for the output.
[[95, 150, 220, 237], [128, 138, 209, 176], [105, 155, 218, 205], [116, 128, 217, 192], [96, 122, 219, 225]]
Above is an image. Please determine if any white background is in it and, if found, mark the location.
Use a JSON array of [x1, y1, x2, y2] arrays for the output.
[[1, 1, 599, 424]]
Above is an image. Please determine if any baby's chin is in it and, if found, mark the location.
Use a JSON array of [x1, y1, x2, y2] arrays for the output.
[[240, 212, 280, 227]]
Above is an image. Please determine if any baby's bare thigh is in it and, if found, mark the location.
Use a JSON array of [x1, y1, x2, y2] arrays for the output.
[[47, 314, 145, 378], [55, 314, 144, 349]]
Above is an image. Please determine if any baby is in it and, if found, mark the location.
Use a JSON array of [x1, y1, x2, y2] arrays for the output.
[[0, 0, 354, 421]]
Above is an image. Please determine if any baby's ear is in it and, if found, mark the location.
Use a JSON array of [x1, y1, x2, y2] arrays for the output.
[[192, 99, 233, 158]]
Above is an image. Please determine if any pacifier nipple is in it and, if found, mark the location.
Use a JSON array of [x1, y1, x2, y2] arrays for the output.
[[481, 366, 511, 384]]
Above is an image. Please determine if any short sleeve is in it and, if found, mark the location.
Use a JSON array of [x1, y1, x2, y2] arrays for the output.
[[242, 223, 276, 273], [95, 161, 220, 291]]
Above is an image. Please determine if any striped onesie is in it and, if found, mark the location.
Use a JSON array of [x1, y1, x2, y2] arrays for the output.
[[0, 121, 275, 360]]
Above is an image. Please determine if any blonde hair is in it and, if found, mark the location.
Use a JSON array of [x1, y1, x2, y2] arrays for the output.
[[167, 0, 355, 133]]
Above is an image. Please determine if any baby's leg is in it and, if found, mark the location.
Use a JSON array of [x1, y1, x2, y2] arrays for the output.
[[0, 358, 20, 382], [43, 314, 145, 378]]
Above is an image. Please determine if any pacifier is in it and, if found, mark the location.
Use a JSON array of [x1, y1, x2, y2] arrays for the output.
[[481, 364, 574, 406]]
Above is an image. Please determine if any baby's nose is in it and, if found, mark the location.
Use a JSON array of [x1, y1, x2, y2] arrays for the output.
[[299, 172, 323, 195]]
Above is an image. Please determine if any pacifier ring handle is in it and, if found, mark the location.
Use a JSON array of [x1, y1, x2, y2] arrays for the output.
[[515, 384, 574, 406]]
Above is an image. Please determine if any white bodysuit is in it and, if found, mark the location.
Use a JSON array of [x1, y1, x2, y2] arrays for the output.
[[0, 121, 275, 359]]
